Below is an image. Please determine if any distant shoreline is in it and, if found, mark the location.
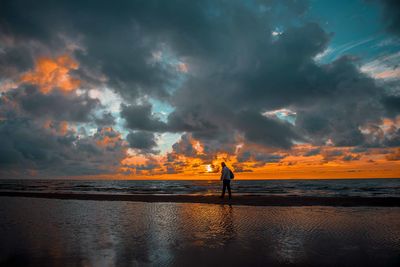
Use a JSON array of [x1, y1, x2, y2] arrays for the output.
[[1, 191, 399, 207]]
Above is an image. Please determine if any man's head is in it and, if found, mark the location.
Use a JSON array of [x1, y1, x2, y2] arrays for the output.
[[221, 162, 226, 168]]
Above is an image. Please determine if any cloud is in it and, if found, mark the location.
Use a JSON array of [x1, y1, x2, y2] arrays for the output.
[[94, 112, 115, 126], [2, 85, 99, 122], [382, 95, 400, 117], [374, 0, 400, 36], [0, 119, 126, 177], [121, 156, 163, 175], [361, 52, 400, 81], [234, 110, 301, 149], [321, 149, 344, 162], [126, 131, 159, 154], [386, 148, 400, 160], [121, 103, 167, 131], [295, 56, 385, 147], [360, 117, 400, 147], [170, 134, 201, 158], [0, 0, 399, 177], [20, 54, 80, 94], [237, 150, 284, 165], [342, 154, 361, 161], [304, 148, 320, 157], [0, 39, 34, 79]]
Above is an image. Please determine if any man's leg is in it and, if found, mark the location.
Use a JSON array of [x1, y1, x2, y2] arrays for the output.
[[221, 180, 226, 198], [227, 180, 232, 199]]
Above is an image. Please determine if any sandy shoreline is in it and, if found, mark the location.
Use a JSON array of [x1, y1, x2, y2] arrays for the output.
[[1, 196, 400, 266], [1, 191, 399, 206]]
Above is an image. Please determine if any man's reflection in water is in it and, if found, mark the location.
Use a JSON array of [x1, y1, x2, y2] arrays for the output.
[[217, 205, 236, 246], [182, 203, 237, 249]]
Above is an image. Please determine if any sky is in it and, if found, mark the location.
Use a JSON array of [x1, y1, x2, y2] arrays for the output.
[[0, 0, 399, 179]]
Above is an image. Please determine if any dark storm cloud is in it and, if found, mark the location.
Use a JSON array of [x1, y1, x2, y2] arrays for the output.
[[19, 86, 99, 122], [2, 0, 325, 151], [1, 84, 100, 123], [227, 23, 331, 109], [94, 112, 115, 126], [237, 150, 284, 164], [0, 119, 125, 177], [164, 21, 379, 149], [294, 56, 385, 147], [0, 43, 34, 78], [382, 95, 400, 117], [170, 134, 198, 158], [2, 0, 258, 99], [374, 0, 400, 36], [234, 110, 301, 149], [1, 0, 169, 99], [121, 103, 167, 131], [126, 131, 159, 154], [0, 0, 313, 96], [0, 83, 124, 178]]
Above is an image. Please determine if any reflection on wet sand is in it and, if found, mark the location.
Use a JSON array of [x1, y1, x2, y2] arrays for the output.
[[181, 204, 236, 248], [0, 197, 399, 266]]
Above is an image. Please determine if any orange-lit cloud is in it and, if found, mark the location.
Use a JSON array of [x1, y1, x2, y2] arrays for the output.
[[20, 54, 80, 94], [114, 137, 400, 180], [43, 120, 70, 135], [95, 127, 123, 149]]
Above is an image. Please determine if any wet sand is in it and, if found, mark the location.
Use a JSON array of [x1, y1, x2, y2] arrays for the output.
[[0, 196, 399, 267], [1, 191, 399, 206]]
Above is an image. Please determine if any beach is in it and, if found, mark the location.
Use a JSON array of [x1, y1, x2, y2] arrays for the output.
[[1, 196, 399, 267], [1, 191, 400, 207]]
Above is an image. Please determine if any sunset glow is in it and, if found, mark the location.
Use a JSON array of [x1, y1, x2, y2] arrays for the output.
[[206, 164, 213, 173], [0, 0, 399, 180]]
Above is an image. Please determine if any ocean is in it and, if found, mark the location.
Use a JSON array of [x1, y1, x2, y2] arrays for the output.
[[1, 178, 399, 197]]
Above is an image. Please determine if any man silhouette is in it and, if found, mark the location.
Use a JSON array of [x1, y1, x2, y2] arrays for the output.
[[219, 162, 232, 199]]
